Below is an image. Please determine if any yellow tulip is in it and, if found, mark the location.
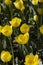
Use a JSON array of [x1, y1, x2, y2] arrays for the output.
[[1, 50, 12, 62], [39, 25, 43, 34], [13, 0, 25, 11], [2, 25, 13, 37], [15, 33, 29, 44], [24, 54, 38, 65], [32, 0, 38, 5], [0, 26, 3, 34], [33, 15, 38, 22], [39, 0, 43, 3], [10, 17, 22, 27], [20, 23, 30, 33], [4, 0, 12, 6], [37, 8, 43, 14]]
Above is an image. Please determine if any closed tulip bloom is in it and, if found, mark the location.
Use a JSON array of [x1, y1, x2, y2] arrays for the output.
[[32, 0, 38, 5], [39, 0, 43, 3], [33, 15, 38, 22], [1, 50, 12, 62], [13, 0, 25, 11], [20, 23, 30, 33], [10, 17, 22, 28], [0, 26, 3, 34], [15, 33, 29, 44], [4, 0, 12, 6], [2, 25, 13, 37], [37, 8, 43, 14], [24, 54, 38, 65], [39, 25, 43, 34]]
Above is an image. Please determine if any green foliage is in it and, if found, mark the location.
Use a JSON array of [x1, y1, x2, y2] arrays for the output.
[[0, 0, 43, 65]]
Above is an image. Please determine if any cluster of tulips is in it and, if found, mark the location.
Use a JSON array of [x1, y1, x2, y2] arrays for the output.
[[0, 0, 43, 65]]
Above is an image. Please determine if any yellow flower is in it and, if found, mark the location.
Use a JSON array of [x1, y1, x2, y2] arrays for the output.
[[0, 26, 3, 33], [13, 0, 25, 11], [20, 23, 30, 33], [32, 0, 38, 5], [10, 17, 22, 27], [4, 0, 12, 6], [2, 25, 13, 37], [39, 0, 43, 3], [15, 33, 29, 44], [39, 25, 43, 34], [24, 54, 38, 65], [1, 50, 12, 62], [33, 15, 38, 22], [37, 8, 43, 14]]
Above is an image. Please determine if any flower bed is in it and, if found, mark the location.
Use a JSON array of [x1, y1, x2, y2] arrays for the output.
[[0, 0, 43, 65]]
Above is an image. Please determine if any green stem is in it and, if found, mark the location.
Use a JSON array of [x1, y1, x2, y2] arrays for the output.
[[41, 15, 42, 25], [5, 63, 8, 65], [22, 45, 29, 55], [15, 57, 18, 65], [9, 5, 13, 19], [9, 37, 15, 65]]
